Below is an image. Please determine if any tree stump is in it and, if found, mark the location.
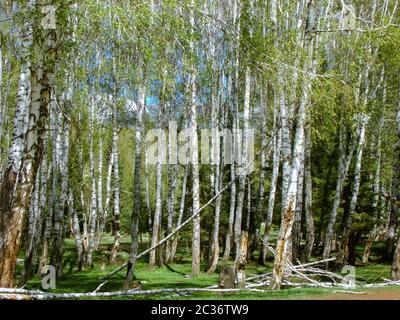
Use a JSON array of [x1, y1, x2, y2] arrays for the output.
[[218, 265, 236, 289]]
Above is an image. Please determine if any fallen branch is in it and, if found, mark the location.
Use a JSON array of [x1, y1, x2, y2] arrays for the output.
[[92, 281, 108, 293], [245, 257, 336, 284], [332, 290, 367, 295], [294, 258, 337, 269], [259, 237, 334, 288], [0, 287, 264, 300]]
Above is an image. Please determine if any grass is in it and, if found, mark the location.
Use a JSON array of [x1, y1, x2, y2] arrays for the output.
[[15, 234, 396, 300]]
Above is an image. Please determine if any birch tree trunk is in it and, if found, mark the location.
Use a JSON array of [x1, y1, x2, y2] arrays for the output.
[[257, 84, 268, 234], [234, 67, 251, 262], [207, 58, 222, 273], [38, 162, 52, 275], [50, 99, 63, 276], [322, 125, 356, 260], [302, 123, 314, 262], [292, 138, 305, 263], [5, 8, 33, 179], [363, 116, 383, 264], [149, 121, 164, 268], [390, 106, 400, 280], [235, 231, 248, 288], [222, 72, 236, 262], [109, 109, 120, 265], [0, 5, 33, 277], [0, 38, 13, 172], [270, 1, 314, 288], [261, 102, 281, 264], [392, 228, 400, 281], [20, 163, 41, 285], [208, 144, 223, 273], [170, 165, 189, 261], [36, 136, 50, 266], [0, 0, 58, 286], [223, 162, 236, 261], [189, 0, 201, 277], [95, 131, 104, 250], [78, 131, 87, 262], [85, 95, 98, 268], [223, 1, 241, 262], [145, 146, 152, 233], [338, 115, 369, 265], [20, 129, 49, 285], [95, 136, 114, 250], [0, 37, 2, 145], [71, 188, 83, 268], [165, 117, 177, 263], [124, 80, 146, 289], [270, 89, 307, 290], [57, 117, 70, 276]]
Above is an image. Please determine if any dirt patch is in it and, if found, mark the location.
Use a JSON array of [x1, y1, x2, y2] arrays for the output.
[[319, 287, 400, 300]]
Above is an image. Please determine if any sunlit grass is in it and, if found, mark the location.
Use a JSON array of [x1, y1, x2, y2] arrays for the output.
[[14, 234, 395, 300]]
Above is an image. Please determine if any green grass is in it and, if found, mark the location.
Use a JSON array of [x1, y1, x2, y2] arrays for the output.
[[15, 234, 395, 300]]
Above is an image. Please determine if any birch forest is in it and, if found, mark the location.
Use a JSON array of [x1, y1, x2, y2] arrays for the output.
[[0, 0, 400, 300]]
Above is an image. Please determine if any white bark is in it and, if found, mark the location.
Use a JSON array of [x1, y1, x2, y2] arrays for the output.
[[208, 40, 222, 271], [149, 120, 164, 268], [170, 165, 189, 261], [145, 148, 152, 233], [165, 120, 178, 263], [270, 83, 308, 290], [262, 101, 281, 263], [257, 85, 269, 224], [50, 97, 63, 277], [95, 132, 104, 250], [71, 189, 83, 267], [110, 116, 120, 265], [270, 1, 314, 288], [95, 135, 114, 250], [292, 137, 305, 263], [222, 71, 236, 261], [0, 1, 58, 286], [189, 0, 201, 277], [85, 95, 98, 268], [234, 67, 251, 262], [6, 16, 33, 181]]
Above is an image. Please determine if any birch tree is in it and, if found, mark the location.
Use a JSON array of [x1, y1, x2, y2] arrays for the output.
[[270, 0, 316, 290], [125, 78, 146, 289], [188, 0, 201, 277], [337, 114, 369, 265], [0, 0, 60, 287]]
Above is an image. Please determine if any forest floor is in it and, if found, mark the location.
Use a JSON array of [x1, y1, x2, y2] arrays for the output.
[[319, 287, 400, 300], [15, 234, 400, 300]]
